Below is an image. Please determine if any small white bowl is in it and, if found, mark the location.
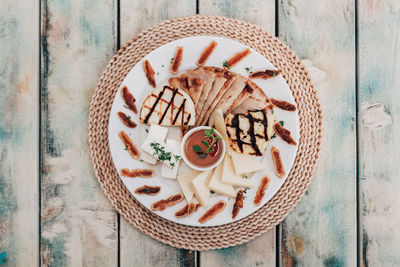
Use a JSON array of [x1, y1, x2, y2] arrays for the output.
[[180, 126, 226, 171]]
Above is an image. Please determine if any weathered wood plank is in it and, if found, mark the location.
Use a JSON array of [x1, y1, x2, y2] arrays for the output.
[[40, 0, 118, 266], [0, 1, 39, 266], [119, 1, 197, 266], [359, 1, 400, 266], [279, 0, 357, 266], [198, 1, 276, 266]]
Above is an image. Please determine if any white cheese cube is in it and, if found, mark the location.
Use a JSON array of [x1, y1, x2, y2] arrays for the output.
[[221, 155, 255, 188], [141, 135, 181, 168], [140, 151, 157, 165], [148, 124, 168, 141], [177, 170, 201, 202], [208, 163, 236, 197], [161, 139, 181, 179], [230, 151, 265, 175], [191, 170, 213, 207]]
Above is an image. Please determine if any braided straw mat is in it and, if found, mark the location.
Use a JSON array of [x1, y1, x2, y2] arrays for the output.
[[88, 15, 322, 250]]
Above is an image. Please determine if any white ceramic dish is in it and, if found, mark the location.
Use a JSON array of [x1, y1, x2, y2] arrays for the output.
[[108, 35, 299, 227]]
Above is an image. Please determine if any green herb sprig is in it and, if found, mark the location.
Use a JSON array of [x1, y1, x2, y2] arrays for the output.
[[192, 128, 222, 159], [150, 142, 180, 168]]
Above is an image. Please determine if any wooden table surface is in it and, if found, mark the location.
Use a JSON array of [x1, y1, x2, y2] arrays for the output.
[[1, 0, 399, 266]]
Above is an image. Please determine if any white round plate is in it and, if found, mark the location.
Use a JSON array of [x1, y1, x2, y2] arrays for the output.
[[108, 36, 299, 227]]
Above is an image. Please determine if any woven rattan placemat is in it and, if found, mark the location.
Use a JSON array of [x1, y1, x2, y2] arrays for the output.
[[88, 15, 322, 250]]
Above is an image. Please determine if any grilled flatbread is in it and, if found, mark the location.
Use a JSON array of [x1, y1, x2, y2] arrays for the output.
[[208, 74, 248, 126], [140, 86, 195, 126], [233, 80, 271, 113], [225, 109, 275, 156], [168, 75, 205, 107]]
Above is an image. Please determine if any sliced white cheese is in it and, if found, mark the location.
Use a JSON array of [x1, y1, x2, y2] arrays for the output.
[[161, 139, 181, 179], [267, 110, 275, 139], [177, 170, 201, 202], [148, 124, 168, 141], [207, 163, 236, 197], [213, 108, 231, 156], [140, 151, 157, 165], [191, 170, 213, 207], [221, 155, 255, 188], [230, 151, 265, 175], [141, 135, 181, 168]]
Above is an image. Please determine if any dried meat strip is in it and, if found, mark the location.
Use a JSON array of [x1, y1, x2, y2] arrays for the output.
[[120, 168, 154, 178], [249, 69, 280, 79], [121, 86, 138, 114], [271, 146, 285, 178], [170, 46, 183, 74], [143, 59, 156, 88], [273, 122, 297, 145], [118, 111, 137, 128], [225, 48, 251, 69], [151, 194, 184, 211], [198, 200, 226, 224], [232, 190, 244, 219], [134, 185, 160, 195], [254, 176, 270, 206], [197, 41, 218, 67], [270, 98, 296, 111], [119, 131, 140, 159], [175, 203, 201, 218]]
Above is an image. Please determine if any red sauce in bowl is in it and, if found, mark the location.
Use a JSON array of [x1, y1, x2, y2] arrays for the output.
[[184, 129, 224, 168]]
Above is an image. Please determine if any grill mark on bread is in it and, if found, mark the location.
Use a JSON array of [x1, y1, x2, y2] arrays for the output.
[[120, 168, 154, 178], [232, 190, 244, 219], [175, 203, 201, 218], [121, 86, 138, 113], [143, 59, 156, 88], [273, 123, 297, 145], [197, 41, 218, 66], [270, 98, 296, 111], [198, 200, 226, 224], [118, 131, 140, 159], [249, 69, 280, 79], [271, 146, 285, 178], [158, 87, 178, 124], [151, 194, 184, 211], [225, 48, 251, 69], [134, 185, 160, 195], [170, 46, 183, 74], [254, 176, 270, 206], [143, 87, 165, 124], [173, 99, 186, 125], [118, 111, 137, 128]]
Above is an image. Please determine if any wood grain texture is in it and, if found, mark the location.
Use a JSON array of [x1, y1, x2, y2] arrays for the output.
[[359, 1, 400, 266], [199, 1, 276, 266], [0, 1, 39, 266], [279, 0, 357, 266], [119, 1, 197, 266], [40, 0, 118, 265]]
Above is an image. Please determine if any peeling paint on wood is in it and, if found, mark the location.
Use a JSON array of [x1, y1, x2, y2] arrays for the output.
[[119, 1, 197, 266], [40, 0, 118, 266], [0, 0, 39, 266], [359, 0, 400, 266], [199, 0, 276, 265], [279, 0, 357, 266]]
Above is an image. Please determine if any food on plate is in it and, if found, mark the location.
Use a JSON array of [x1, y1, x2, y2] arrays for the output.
[[271, 146, 285, 178], [177, 170, 201, 202], [213, 108, 232, 156], [189, 69, 217, 121], [134, 185, 161, 195], [254, 176, 270, 206], [120, 168, 154, 178], [220, 155, 254, 188], [121, 86, 138, 113], [119, 131, 140, 159], [168, 76, 205, 107], [230, 151, 265, 175], [118, 111, 137, 128], [207, 161, 235, 197], [273, 122, 297, 145], [270, 98, 296, 111], [170, 46, 183, 74], [198, 200, 226, 224], [151, 193, 184, 211], [197, 40, 218, 66], [232, 190, 244, 219], [183, 127, 224, 169], [249, 69, 280, 79], [230, 80, 273, 114], [141, 135, 181, 170], [161, 139, 181, 179], [175, 203, 201, 218], [224, 48, 251, 69], [140, 125, 168, 165], [140, 86, 195, 126], [225, 109, 275, 156], [191, 170, 213, 207], [143, 59, 156, 88]]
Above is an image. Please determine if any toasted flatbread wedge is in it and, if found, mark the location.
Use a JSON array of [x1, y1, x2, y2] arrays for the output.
[[208, 74, 248, 126], [140, 86, 195, 126], [225, 109, 275, 156], [233, 80, 272, 113], [168, 75, 205, 107]]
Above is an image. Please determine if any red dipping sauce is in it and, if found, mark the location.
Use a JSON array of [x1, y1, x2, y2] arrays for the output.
[[184, 129, 224, 168]]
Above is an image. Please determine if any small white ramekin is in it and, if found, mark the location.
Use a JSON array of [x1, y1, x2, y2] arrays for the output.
[[180, 126, 226, 171]]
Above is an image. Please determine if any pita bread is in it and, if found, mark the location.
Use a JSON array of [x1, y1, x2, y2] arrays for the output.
[[140, 86, 195, 126], [233, 80, 271, 113], [168, 75, 205, 108]]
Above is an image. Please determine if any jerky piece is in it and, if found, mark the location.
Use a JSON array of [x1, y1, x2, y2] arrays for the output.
[[249, 69, 280, 79], [118, 111, 137, 128], [273, 122, 297, 145], [254, 176, 270, 206], [120, 168, 154, 178], [270, 98, 296, 111], [175, 203, 201, 218], [271, 146, 285, 178], [170, 46, 183, 74], [151, 194, 184, 211], [197, 41, 218, 66], [121, 86, 138, 114], [143, 59, 156, 88], [119, 131, 140, 159], [232, 190, 244, 219], [198, 200, 226, 224], [134, 185, 160, 195], [224, 48, 251, 69]]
